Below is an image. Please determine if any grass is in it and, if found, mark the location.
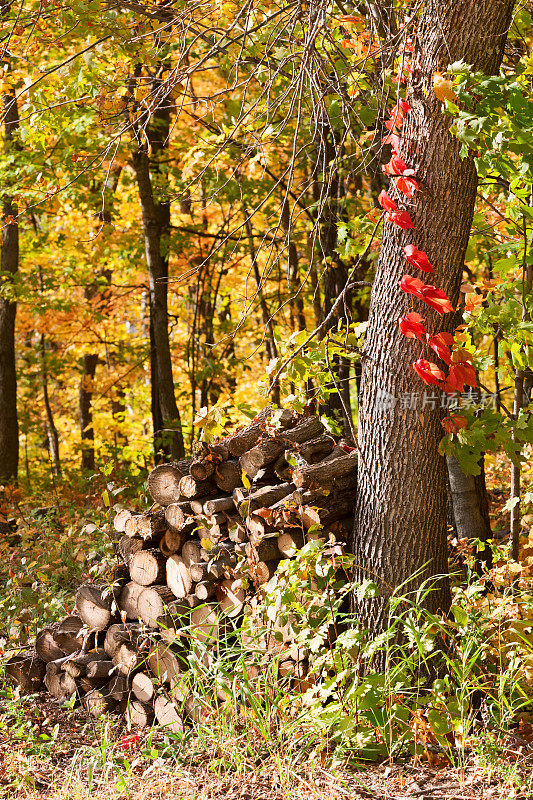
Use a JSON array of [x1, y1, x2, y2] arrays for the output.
[[2, 469, 533, 799]]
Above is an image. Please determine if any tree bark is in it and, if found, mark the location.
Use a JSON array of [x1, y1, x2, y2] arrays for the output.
[[0, 85, 19, 482], [40, 333, 61, 476], [79, 353, 99, 471], [352, 0, 515, 630], [132, 93, 185, 461], [447, 455, 493, 573]]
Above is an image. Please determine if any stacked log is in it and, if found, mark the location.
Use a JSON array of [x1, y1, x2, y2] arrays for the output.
[[7, 406, 357, 729]]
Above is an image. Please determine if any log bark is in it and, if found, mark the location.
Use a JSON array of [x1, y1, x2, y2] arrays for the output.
[[203, 496, 236, 516], [6, 651, 45, 693], [352, 0, 515, 630], [239, 417, 324, 478], [292, 451, 357, 489]]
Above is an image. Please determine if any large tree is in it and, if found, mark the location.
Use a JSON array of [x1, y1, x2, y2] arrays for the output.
[[352, 0, 515, 628], [0, 79, 20, 483]]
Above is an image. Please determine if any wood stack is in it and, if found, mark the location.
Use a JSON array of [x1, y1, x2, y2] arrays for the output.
[[6, 406, 357, 729]]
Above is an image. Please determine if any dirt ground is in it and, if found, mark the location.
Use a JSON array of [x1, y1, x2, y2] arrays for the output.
[[1, 692, 532, 800]]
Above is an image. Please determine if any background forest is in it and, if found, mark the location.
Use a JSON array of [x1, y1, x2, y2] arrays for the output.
[[1, 0, 533, 798]]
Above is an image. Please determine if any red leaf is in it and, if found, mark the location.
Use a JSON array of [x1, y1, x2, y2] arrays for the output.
[[403, 244, 433, 273], [378, 190, 397, 211], [399, 99, 411, 113], [420, 285, 454, 314], [400, 274, 425, 297], [391, 154, 408, 173], [441, 414, 469, 434], [427, 332, 454, 365], [413, 359, 445, 386], [452, 362, 477, 388], [396, 175, 418, 198], [388, 210, 414, 229], [399, 311, 426, 342]]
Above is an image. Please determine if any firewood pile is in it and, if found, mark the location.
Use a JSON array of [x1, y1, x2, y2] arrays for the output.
[[6, 406, 357, 732]]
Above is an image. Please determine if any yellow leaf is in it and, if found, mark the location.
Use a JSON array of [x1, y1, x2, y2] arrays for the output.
[[433, 72, 458, 103]]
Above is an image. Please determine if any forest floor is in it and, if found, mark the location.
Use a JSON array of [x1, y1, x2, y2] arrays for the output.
[[1, 688, 532, 800]]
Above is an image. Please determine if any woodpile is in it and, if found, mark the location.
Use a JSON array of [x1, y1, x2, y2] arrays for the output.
[[7, 406, 356, 730]]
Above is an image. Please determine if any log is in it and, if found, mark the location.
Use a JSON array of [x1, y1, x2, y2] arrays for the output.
[[190, 604, 220, 643], [35, 624, 64, 663], [181, 539, 203, 567], [178, 475, 217, 499], [190, 457, 216, 482], [189, 560, 228, 582], [113, 642, 140, 675], [245, 537, 281, 562], [86, 658, 114, 680], [154, 695, 183, 733], [277, 530, 304, 557], [104, 623, 142, 658], [159, 529, 183, 557], [129, 549, 167, 586], [128, 700, 154, 728], [164, 503, 190, 532], [45, 664, 77, 702], [239, 418, 324, 478], [137, 585, 175, 627], [194, 581, 217, 601], [75, 585, 114, 631], [236, 482, 295, 516], [209, 441, 230, 460], [135, 511, 167, 540], [296, 433, 336, 463], [255, 560, 278, 586], [148, 644, 183, 684], [147, 460, 191, 506], [226, 406, 293, 457], [113, 508, 132, 533], [118, 581, 145, 620], [214, 460, 242, 493], [5, 650, 45, 693], [116, 535, 144, 565], [108, 674, 130, 701], [203, 496, 237, 516], [167, 555, 193, 599], [227, 517, 248, 543], [291, 451, 357, 489], [217, 578, 245, 617], [132, 672, 154, 703], [157, 598, 199, 642], [83, 688, 115, 717]]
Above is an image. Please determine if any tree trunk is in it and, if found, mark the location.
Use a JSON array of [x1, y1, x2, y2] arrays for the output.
[[352, 0, 514, 631], [132, 98, 185, 462], [447, 456, 492, 573], [79, 353, 99, 471], [40, 334, 61, 476], [0, 85, 19, 482]]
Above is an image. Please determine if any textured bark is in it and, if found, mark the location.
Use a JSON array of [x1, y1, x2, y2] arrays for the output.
[[132, 96, 185, 461], [352, 0, 515, 629], [0, 86, 19, 481], [40, 334, 61, 476]]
